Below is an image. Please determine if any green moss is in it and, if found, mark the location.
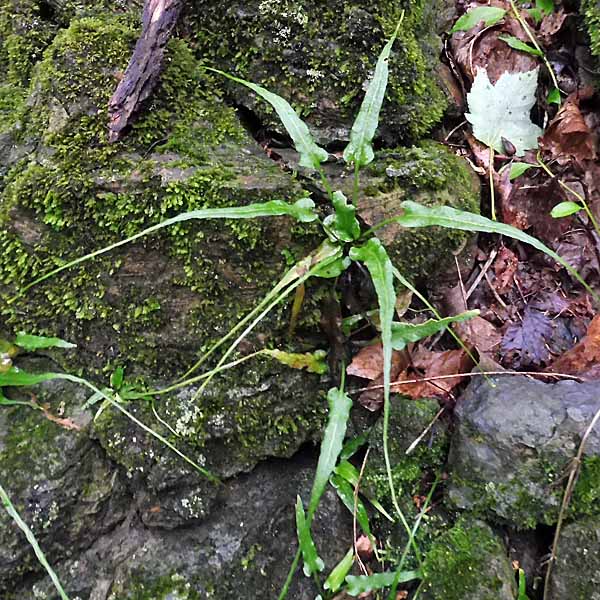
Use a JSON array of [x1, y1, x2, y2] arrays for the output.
[[421, 519, 516, 600], [0, 16, 320, 377], [359, 141, 480, 281], [571, 456, 600, 517], [117, 572, 203, 600], [186, 0, 447, 143], [582, 0, 600, 59]]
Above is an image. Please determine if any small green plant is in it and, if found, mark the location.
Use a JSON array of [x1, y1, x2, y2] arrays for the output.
[[5, 14, 598, 600]]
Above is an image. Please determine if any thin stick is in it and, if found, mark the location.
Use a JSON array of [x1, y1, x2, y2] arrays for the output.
[[349, 370, 583, 395], [405, 407, 446, 455], [353, 448, 371, 575], [508, 0, 560, 93], [543, 406, 600, 599]]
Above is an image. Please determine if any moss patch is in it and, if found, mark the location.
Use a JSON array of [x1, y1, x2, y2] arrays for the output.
[[185, 0, 447, 144], [421, 519, 517, 600]]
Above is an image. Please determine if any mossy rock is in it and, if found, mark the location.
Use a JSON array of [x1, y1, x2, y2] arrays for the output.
[[421, 518, 517, 600], [448, 376, 600, 529], [0, 14, 330, 520], [0, 363, 130, 594], [546, 515, 600, 600], [184, 0, 448, 146]]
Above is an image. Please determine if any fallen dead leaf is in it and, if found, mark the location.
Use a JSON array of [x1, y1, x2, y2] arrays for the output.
[[494, 246, 519, 294], [540, 92, 597, 164], [392, 348, 473, 399], [355, 534, 374, 562], [37, 403, 82, 431], [549, 314, 600, 378]]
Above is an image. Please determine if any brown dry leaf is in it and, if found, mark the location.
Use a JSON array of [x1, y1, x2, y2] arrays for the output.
[[549, 314, 600, 378], [540, 93, 597, 164], [392, 348, 473, 399], [347, 344, 385, 380], [455, 315, 502, 357], [538, 10, 568, 45], [494, 246, 519, 294], [37, 404, 82, 431], [357, 350, 409, 411], [355, 534, 374, 562]]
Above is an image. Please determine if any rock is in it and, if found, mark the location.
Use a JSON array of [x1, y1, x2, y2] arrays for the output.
[[546, 515, 600, 600], [4, 453, 352, 600], [447, 376, 600, 528], [421, 518, 517, 600], [183, 0, 449, 146], [0, 367, 130, 595]]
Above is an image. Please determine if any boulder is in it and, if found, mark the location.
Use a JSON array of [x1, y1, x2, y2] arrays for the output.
[[447, 376, 600, 528]]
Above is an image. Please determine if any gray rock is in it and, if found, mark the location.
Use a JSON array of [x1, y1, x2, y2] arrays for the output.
[[448, 376, 600, 527], [6, 454, 352, 600], [547, 516, 600, 600]]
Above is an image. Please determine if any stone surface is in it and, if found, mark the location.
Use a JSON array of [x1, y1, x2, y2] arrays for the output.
[[183, 0, 449, 146], [547, 515, 600, 600], [421, 519, 517, 600], [3, 441, 352, 600], [448, 376, 600, 528]]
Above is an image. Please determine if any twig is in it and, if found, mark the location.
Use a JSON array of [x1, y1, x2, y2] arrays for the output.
[[465, 247, 498, 301], [405, 407, 446, 455], [543, 406, 600, 599], [348, 370, 583, 395], [353, 448, 371, 575]]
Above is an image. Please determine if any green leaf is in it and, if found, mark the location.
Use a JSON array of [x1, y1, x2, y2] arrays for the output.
[[394, 201, 598, 300], [21, 200, 319, 295], [334, 460, 361, 487], [551, 201, 582, 218], [391, 311, 479, 351], [312, 255, 351, 279], [0, 369, 58, 387], [308, 386, 353, 517], [15, 333, 76, 351], [498, 35, 543, 56], [345, 570, 421, 595], [343, 20, 400, 167], [208, 68, 328, 170], [526, 7, 543, 23], [0, 483, 71, 600], [110, 367, 124, 389], [324, 548, 354, 593], [518, 568, 531, 600], [323, 191, 361, 242], [450, 6, 506, 32], [262, 349, 328, 374], [466, 68, 543, 156], [547, 87, 561, 105], [349, 239, 396, 505], [507, 162, 537, 180], [536, 0, 554, 16], [330, 474, 372, 539], [295, 496, 325, 576], [340, 432, 369, 460]]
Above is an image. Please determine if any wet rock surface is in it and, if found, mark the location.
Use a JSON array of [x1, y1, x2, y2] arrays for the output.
[[447, 375, 600, 528]]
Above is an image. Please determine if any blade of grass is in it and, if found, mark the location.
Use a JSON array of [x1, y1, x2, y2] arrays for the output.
[[207, 68, 328, 171], [0, 482, 70, 600], [349, 239, 422, 566], [15, 199, 318, 299], [394, 201, 598, 301]]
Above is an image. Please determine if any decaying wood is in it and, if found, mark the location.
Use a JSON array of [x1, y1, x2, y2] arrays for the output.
[[107, 0, 182, 142]]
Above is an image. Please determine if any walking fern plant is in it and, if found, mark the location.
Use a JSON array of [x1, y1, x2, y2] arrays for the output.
[[4, 16, 598, 600]]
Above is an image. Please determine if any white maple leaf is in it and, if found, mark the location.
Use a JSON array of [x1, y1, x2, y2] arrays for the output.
[[466, 68, 543, 156]]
